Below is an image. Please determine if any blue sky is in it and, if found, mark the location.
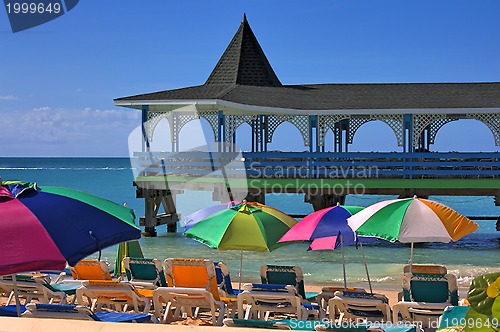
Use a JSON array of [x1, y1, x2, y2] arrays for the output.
[[1, 0, 500, 156]]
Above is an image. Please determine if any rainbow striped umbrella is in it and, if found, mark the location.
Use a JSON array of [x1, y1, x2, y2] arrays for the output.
[[185, 201, 296, 288], [347, 196, 479, 267], [0, 181, 141, 276]]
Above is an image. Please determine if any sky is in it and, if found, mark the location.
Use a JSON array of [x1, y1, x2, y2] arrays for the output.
[[1, 0, 500, 156]]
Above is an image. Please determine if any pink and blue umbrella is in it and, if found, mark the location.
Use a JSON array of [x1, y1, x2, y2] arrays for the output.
[[278, 205, 372, 291], [0, 181, 141, 276], [278, 205, 364, 249]]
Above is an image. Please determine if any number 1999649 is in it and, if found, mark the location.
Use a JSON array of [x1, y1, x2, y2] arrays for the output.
[[5, 2, 61, 14]]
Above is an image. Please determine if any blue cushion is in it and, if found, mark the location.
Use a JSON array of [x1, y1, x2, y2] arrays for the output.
[[93, 311, 152, 323], [0, 305, 26, 317], [251, 283, 288, 291], [33, 304, 77, 312]]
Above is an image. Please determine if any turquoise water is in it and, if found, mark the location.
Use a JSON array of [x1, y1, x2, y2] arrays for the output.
[[1, 157, 499, 289]]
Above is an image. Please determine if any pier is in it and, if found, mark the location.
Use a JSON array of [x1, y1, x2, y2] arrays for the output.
[[115, 15, 500, 236]]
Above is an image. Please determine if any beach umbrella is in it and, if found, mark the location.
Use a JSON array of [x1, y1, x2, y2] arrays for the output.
[[347, 196, 479, 271], [114, 240, 144, 277], [278, 205, 373, 292], [184, 201, 297, 289], [0, 180, 141, 315], [183, 201, 239, 230], [183, 201, 275, 230]]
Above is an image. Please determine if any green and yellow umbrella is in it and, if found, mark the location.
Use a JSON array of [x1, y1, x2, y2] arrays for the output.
[[184, 201, 297, 287]]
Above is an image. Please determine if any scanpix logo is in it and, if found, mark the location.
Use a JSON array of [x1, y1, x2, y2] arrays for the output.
[[3, 0, 79, 33]]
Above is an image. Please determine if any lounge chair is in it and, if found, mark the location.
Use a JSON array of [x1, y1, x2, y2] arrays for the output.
[[0, 274, 68, 305], [223, 317, 292, 329], [70, 259, 112, 281], [123, 257, 168, 289], [328, 291, 392, 323], [75, 280, 151, 313], [214, 261, 241, 296], [317, 287, 366, 315], [237, 283, 321, 321], [22, 303, 156, 323], [260, 265, 319, 302], [153, 287, 226, 325], [392, 272, 459, 328], [157, 258, 233, 325], [437, 305, 469, 330]]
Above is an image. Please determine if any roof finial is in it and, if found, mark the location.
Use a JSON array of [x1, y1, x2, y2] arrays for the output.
[[242, 13, 247, 23]]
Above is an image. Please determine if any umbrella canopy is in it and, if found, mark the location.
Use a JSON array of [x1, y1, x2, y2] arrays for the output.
[[278, 205, 364, 249], [185, 201, 297, 252], [278, 205, 370, 291], [0, 181, 141, 276], [183, 201, 240, 230], [347, 197, 479, 243]]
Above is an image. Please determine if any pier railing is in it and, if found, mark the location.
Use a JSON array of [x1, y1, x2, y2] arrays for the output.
[[133, 151, 500, 180]]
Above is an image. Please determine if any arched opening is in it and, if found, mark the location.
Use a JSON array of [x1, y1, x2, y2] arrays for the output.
[[234, 122, 253, 152], [432, 119, 499, 152], [150, 118, 172, 152], [267, 121, 307, 152], [349, 120, 402, 152], [178, 117, 215, 151], [323, 128, 335, 152]]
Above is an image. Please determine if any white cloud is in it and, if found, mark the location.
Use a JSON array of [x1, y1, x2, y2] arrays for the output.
[[1, 106, 141, 156], [0, 95, 20, 100]]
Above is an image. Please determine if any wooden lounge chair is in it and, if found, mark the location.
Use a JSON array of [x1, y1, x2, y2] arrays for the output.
[[123, 257, 168, 289], [70, 259, 112, 281], [22, 303, 156, 323], [75, 280, 151, 313], [237, 283, 320, 321], [392, 272, 459, 328], [328, 291, 392, 323], [155, 258, 231, 325]]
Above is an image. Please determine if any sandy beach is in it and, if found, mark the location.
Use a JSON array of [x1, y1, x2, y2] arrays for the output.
[[0, 279, 474, 330]]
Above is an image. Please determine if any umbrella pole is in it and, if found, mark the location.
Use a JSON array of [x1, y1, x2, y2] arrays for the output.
[[409, 242, 414, 274], [359, 242, 373, 294], [12, 274, 21, 317], [238, 250, 243, 291], [340, 234, 347, 291]]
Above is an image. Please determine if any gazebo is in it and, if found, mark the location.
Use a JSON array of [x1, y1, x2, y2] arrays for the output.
[[115, 15, 500, 236]]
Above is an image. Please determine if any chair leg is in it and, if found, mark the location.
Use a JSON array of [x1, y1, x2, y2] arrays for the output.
[[6, 291, 14, 305]]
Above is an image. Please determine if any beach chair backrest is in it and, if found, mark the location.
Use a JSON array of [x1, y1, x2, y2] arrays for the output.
[[260, 265, 306, 299], [123, 257, 167, 287], [70, 259, 111, 280], [164, 258, 220, 300], [402, 272, 458, 305], [403, 264, 447, 275], [214, 261, 236, 296]]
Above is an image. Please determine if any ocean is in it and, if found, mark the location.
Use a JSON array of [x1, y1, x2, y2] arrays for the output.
[[1, 157, 499, 290]]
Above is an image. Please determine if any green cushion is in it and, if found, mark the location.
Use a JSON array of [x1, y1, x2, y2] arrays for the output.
[[410, 280, 449, 303]]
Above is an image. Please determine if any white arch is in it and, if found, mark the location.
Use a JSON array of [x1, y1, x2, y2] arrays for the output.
[[350, 120, 402, 152], [267, 121, 307, 152], [178, 117, 215, 151], [432, 119, 499, 152], [235, 122, 253, 152], [150, 118, 172, 151]]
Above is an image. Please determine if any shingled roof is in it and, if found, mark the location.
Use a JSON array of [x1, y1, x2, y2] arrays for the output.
[[205, 14, 282, 87], [115, 16, 500, 110]]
